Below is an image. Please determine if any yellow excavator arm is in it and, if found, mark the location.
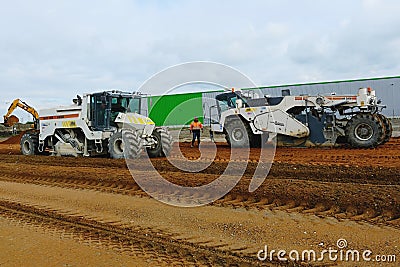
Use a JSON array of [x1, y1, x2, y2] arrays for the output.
[[3, 99, 39, 127]]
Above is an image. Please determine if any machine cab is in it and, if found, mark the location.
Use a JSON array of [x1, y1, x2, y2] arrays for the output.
[[90, 91, 142, 130], [209, 92, 249, 122]]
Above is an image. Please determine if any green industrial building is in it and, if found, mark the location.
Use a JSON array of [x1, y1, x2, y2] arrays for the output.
[[147, 92, 204, 126]]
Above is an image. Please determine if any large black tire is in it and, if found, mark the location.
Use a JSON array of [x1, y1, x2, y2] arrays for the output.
[[225, 119, 250, 148], [345, 113, 384, 148], [108, 130, 143, 159], [122, 129, 143, 159], [249, 133, 270, 148], [244, 123, 267, 148], [147, 128, 173, 158], [375, 115, 386, 146], [20, 132, 38, 156], [377, 114, 392, 144], [249, 134, 261, 148], [108, 131, 124, 159], [225, 134, 231, 146]]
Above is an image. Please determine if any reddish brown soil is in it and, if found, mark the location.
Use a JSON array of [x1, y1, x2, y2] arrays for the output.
[[0, 132, 24, 145], [177, 138, 400, 168], [0, 136, 399, 221], [0, 135, 399, 266]]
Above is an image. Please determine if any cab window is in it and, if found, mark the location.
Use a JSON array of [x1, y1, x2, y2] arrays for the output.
[[128, 98, 140, 113]]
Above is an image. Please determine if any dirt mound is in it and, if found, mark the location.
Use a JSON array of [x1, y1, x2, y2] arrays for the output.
[[0, 132, 24, 144]]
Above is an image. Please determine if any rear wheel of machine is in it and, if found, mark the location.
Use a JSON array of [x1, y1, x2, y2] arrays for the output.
[[108, 131, 124, 159], [225, 119, 249, 148], [20, 132, 38, 156], [250, 134, 261, 148], [244, 123, 266, 148], [147, 128, 173, 158], [224, 134, 231, 146], [377, 114, 392, 144], [345, 113, 383, 148], [375, 115, 386, 146]]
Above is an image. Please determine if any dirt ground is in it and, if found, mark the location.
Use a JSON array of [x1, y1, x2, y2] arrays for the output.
[[0, 136, 399, 266]]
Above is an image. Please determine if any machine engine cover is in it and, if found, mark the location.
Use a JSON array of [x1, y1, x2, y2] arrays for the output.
[[114, 113, 155, 136]]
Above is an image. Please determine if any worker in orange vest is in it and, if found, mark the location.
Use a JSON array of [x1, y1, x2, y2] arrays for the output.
[[190, 117, 203, 147]]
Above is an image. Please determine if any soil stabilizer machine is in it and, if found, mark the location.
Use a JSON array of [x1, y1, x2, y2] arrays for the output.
[[20, 91, 172, 158], [210, 87, 391, 148]]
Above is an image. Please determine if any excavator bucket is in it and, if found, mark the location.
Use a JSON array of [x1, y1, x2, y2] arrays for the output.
[[4, 115, 19, 127]]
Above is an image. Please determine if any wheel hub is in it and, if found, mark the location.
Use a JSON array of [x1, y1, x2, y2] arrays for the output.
[[355, 123, 373, 141], [113, 139, 124, 153], [23, 141, 31, 153], [232, 128, 244, 142]]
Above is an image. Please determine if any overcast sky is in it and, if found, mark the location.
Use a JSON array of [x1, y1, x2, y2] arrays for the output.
[[1, 0, 400, 121]]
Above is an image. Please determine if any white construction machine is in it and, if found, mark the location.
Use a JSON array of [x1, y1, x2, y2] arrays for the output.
[[20, 91, 173, 158], [210, 87, 391, 148]]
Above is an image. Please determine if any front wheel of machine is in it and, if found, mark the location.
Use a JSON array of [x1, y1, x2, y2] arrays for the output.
[[225, 119, 250, 148], [345, 113, 383, 148], [20, 133, 38, 155], [147, 128, 173, 158], [122, 129, 143, 159]]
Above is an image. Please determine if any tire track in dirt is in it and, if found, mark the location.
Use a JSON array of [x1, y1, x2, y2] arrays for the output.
[[0, 160, 399, 229], [177, 138, 400, 168], [0, 139, 399, 229], [0, 154, 399, 185], [0, 200, 293, 267]]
